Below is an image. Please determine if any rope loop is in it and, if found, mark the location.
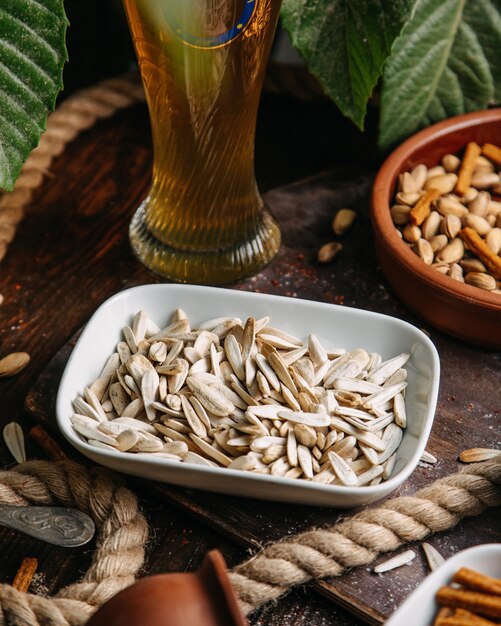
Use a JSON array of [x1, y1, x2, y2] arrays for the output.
[[0, 460, 148, 626]]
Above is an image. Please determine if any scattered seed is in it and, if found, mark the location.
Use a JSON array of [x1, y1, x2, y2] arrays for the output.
[[422, 542, 444, 572], [3, 422, 26, 464], [0, 352, 30, 377], [374, 550, 416, 573], [317, 241, 342, 263]]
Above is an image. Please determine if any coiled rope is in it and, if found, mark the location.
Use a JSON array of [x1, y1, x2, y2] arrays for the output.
[[0, 74, 145, 263]]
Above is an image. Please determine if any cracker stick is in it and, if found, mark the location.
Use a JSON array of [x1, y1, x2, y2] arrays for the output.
[[452, 568, 501, 596], [454, 608, 498, 625], [456, 142, 482, 196], [409, 188, 441, 226], [434, 607, 454, 626], [459, 227, 501, 279], [436, 586, 501, 619], [482, 143, 501, 167], [12, 557, 38, 592], [440, 618, 496, 626]]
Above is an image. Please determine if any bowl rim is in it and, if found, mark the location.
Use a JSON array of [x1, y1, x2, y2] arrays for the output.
[[372, 108, 501, 312], [55, 283, 440, 503]]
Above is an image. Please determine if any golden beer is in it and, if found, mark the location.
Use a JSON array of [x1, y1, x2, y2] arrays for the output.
[[123, 0, 282, 283]]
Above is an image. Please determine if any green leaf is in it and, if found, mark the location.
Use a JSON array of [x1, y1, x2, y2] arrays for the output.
[[379, 0, 501, 150], [0, 0, 67, 192], [280, 0, 414, 129]]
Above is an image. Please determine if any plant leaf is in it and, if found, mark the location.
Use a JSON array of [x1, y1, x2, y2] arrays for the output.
[[0, 0, 67, 192], [463, 0, 501, 101], [379, 0, 500, 150], [280, 0, 414, 129]]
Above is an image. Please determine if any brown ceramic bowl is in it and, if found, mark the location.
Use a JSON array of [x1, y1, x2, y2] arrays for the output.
[[86, 550, 248, 626], [372, 109, 501, 349]]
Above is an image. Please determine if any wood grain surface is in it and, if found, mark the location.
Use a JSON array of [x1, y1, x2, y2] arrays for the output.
[[1, 95, 499, 625]]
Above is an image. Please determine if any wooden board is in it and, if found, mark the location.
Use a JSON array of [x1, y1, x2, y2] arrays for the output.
[[24, 168, 500, 625]]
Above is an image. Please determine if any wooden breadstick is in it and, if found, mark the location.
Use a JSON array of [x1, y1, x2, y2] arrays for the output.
[[482, 143, 501, 167], [455, 142, 482, 195], [409, 188, 441, 225], [436, 586, 501, 618], [459, 227, 501, 279], [452, 568, 501, 596], [29, 424, 68, 461], [12, 557, 38, 592]]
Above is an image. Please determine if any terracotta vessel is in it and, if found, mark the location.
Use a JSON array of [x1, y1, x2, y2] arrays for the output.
[[372, 109, 501, 348], [86, 550, 248, 626]]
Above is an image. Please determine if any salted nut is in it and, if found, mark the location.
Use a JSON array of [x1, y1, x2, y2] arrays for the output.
[[390, 141, 501, 293]]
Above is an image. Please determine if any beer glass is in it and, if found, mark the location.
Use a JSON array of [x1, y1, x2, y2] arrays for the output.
[[123, 0, 282, 284]]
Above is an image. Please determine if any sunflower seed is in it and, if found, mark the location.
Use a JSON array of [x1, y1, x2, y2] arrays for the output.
[[187, 377, 235, 417], [184, 451, 218, 467], [367, 353, 410, 386], [278, 411, 330, 428], [422, 543, 444, 572], [228, 454, 257, 471], [190, 435, 232, 467], [71, 415, 117, 446], [180, 395, 207, 438], [378, 424, 403, 463], [281, 347, 309, 367], [109, 382, 130, 416], [374, 550, 416, 573], [3, 422, 26, 464], [255, 353, 281, 391], [296, 445, 313, 478], [382, 453, 397, 479], [420, 450, 437, 464], [116, 429, 139, 452], [73, 396, 105, 422], [327, 451, 358, 486], [262, 445, 287, 464], [357, 465, 384, 486], [84, 387, 108, 421], [141, 368, 159, 421], [287, 429, 298, 466]]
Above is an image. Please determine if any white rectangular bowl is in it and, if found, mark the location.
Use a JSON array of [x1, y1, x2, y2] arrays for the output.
[[56, 284, 440, 507], [386, 544, 501, 625]]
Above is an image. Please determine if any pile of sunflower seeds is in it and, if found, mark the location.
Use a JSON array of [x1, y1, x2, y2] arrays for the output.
[[71, 310, 410, 487]]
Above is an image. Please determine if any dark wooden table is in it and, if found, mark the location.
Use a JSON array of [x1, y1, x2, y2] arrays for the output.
[[0, 89, 499, 625]]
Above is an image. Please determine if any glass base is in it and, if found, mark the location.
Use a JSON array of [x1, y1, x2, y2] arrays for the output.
[[129, 202, 281, 285]]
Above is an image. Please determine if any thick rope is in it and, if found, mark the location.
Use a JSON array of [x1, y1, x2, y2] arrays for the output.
[[0, 458, 499, 624], [0, 460, 148, 626], [229, 456, 501, 616], [0, 74, 145, 263]]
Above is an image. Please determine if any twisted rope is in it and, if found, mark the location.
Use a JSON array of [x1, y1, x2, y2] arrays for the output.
[[0, 460, 148, 626], [0, 74, 145, 263], [229, 456, 501, 616]]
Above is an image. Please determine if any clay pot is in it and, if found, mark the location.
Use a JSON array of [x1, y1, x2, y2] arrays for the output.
[[372, 108, 501, 348], [86, 550, 248, 626]]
